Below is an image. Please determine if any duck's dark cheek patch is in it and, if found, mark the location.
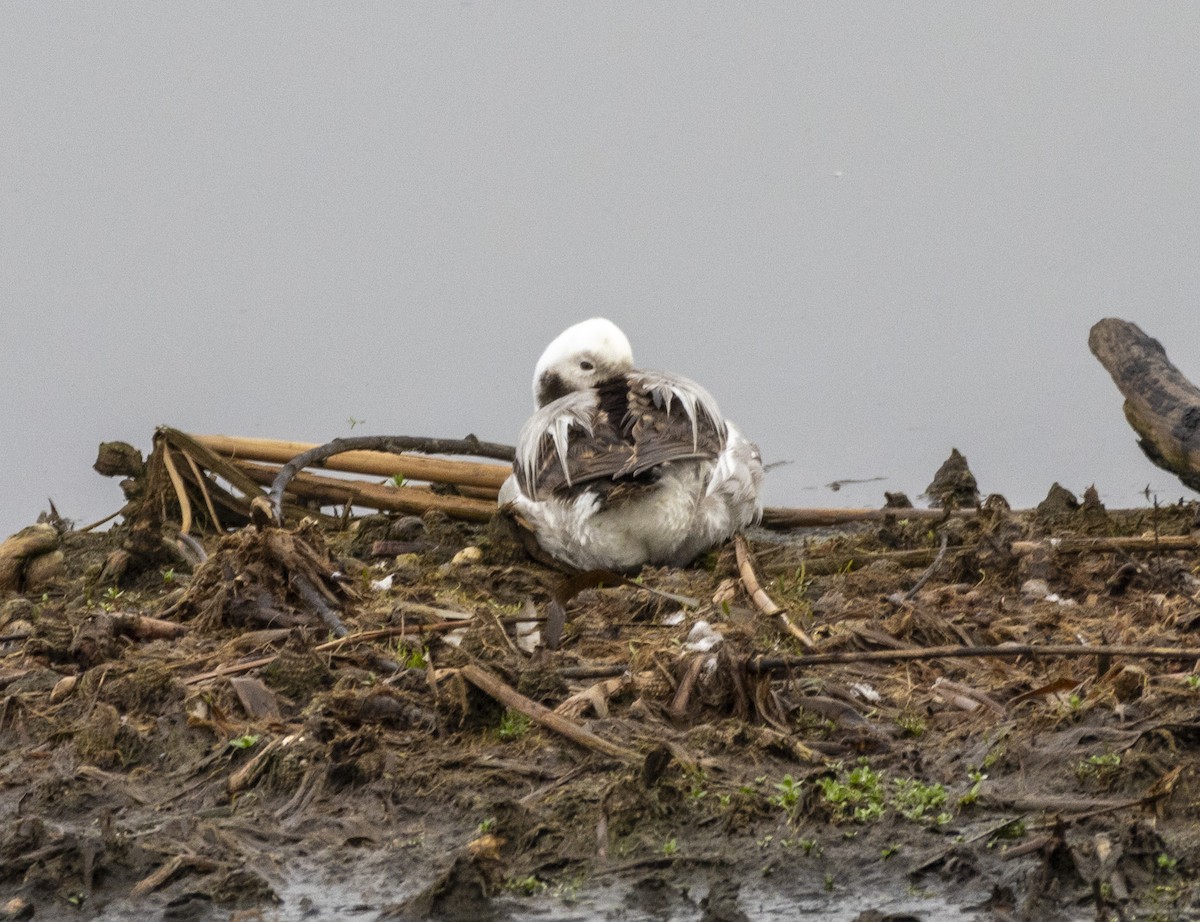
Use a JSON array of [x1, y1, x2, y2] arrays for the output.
[[537, 372, 570, 407]]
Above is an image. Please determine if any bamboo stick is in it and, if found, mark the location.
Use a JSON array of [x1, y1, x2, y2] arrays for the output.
[[235, 462, 497, 522], [191, 433, 512, 491]]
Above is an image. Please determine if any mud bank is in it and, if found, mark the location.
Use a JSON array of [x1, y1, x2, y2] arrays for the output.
[[3, 490, 1200, 921]]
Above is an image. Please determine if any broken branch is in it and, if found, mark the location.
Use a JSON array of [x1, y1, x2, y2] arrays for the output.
[[734, 534, 814, 649], [459, 663, 638, 762], [1089, 317, 1200, 493]]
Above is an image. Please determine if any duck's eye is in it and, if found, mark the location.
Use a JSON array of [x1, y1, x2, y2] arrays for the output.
[[579, 360, 594, 371]]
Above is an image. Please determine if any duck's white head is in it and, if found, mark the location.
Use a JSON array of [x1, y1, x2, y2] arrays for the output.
[[532, 318, 635, 407]]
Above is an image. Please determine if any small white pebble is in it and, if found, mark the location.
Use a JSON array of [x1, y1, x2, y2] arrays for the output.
[[451, 546, 483, 566], [1021, 578, 1050, 600]]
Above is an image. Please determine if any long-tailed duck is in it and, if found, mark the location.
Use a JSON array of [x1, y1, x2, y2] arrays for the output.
[[498, 318, 763, 571]]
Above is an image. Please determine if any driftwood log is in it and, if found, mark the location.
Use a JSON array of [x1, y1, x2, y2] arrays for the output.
[[1089, 318, 1200, 493]]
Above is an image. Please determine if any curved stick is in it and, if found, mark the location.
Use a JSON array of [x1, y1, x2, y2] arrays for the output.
[[268, 435, 515, 523], [900, 532, 950, 602]]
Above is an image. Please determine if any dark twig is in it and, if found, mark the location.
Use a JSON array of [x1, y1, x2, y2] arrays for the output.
[[292, 573, 348, 638], [901, 532, 950, 602], [750, 643, 1200, 674], [560, 643, 1200, 681]]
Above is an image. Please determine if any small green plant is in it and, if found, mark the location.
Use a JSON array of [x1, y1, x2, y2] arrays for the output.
[[896, 713, 926, 737], [661, 838, 679, 857], [403, 646, 428, 670], [347, 416, 366, 429], [99, 586, 124, 612], [1059, 692, 1084, 715], [799, 837, 821, 857], [823, 873, 835, 892], [988, 819, 1026, 845], [959, 770, 987, 807], [161, 568, 175, 584], [817, 760, 886, 824], [228, 733, 260, 750], [1076, 752, 1122, 783], [1156, 853, 1178, 874], [773, 564, 813, 598], [686, 772, 708, 802], [506, 875, 546, 895], [1186, 674, 1200, 690], [891, 778, 947, 821], [980, 745, 1003, 770], [497, 709, 531, 741], [881, 843, 900, 860], [387, 473, 407, 488], [771, 774, 803, 814], [478, 817, 496, 834]]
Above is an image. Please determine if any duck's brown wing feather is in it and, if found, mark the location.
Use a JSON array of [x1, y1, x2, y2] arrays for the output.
[[517, 373, 727, 499]]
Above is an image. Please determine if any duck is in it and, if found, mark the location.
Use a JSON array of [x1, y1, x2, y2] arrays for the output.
[[498, 318, 763, 571]]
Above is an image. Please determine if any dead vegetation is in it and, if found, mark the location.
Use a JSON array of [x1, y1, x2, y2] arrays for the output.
[[3, 430, 1200, 920]]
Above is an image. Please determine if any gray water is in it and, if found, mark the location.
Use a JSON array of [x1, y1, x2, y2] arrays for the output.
[[4, 4, 1200, 540], [91, 868, 987, 921]]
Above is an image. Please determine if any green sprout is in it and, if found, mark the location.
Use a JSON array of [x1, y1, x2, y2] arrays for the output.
[[959, 770, 987, 808], [497, 709, 531, 741], [1076, 752, 1122, 782]]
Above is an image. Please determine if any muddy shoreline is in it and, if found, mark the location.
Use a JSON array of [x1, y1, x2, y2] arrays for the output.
[[3, 490, 1200, 921]]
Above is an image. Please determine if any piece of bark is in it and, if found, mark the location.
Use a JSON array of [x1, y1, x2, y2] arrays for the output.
[[0, 525, 60, 592], [228, 676, 281, 720], [1089, 317, 1200, 492]]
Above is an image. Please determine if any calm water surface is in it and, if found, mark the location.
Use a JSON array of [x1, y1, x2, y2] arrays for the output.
[[4, 5, 1200, 536]]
